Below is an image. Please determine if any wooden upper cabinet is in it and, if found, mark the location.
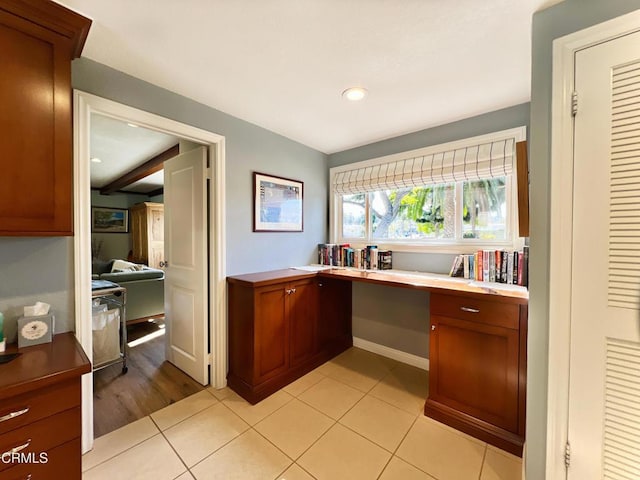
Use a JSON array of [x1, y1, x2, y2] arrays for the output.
[[0, 0, 91, 236]]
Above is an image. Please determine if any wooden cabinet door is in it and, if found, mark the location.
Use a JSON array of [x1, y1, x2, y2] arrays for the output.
[[0, 11, 73, 235], [0, 2, 90, 236], [148, 205, 164, 268], [317, 278, 352, 350], [254, 283, 289, 383], [289, 278, 318, 367], [130, 207, 147, 262], [429, 314, 519, 433]]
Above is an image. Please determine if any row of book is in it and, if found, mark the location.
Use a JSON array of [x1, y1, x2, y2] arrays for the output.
[[450, 246, 529, 286], [318, 243, 393, 270]]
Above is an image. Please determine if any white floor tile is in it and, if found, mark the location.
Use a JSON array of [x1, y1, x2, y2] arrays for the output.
[[83, 434, 186, 480], [151, 390, 218, 431], [82, 416, 159, 472], [255, 398, 334, 459], [298, 423, 391, 480], [164, 402, 249, 467], [190, 429, 291, 480]]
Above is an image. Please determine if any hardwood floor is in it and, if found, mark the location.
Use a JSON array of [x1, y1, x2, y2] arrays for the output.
[[93, 319, 206, 438]]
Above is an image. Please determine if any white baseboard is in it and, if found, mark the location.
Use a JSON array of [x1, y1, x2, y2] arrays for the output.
[[352, 337, 429, 371]]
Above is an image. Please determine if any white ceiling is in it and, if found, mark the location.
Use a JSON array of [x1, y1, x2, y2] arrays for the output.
[[90, 113, 178, 193], [62, 0, 562, 154]]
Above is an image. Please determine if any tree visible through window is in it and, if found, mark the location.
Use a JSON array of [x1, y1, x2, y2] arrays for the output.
[[340, 177, 508, 243], [462, 178, 506, 240], [370, 185, 454, 239]]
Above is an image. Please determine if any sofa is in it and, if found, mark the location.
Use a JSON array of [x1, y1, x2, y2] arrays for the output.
[[92, 259, 164, 324]]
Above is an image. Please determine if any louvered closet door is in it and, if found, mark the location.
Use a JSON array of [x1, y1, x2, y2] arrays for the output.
[[569, 30, 640, 480]]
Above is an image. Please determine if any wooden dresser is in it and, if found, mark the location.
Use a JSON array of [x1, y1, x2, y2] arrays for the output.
[[0, 333, 91, 479]]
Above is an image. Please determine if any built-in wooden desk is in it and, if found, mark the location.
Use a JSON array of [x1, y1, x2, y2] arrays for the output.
[[227, 267, 528, 456]]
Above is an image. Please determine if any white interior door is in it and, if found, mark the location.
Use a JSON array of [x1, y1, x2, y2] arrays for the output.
[[164, 145, 209, 385], [569, 31, 640, 479]]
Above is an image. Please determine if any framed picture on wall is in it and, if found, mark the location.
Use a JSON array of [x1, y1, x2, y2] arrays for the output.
[[91, 207, 129, 233], [253, 172, 303, 232]]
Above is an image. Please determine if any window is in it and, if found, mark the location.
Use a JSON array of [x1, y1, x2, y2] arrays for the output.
[[330, 128, 525, 252]]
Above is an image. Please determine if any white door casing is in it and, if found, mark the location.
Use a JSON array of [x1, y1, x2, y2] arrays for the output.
[[73, 91, 227, 453], [164, 146, 209, 385], [568, 31, 640, 479]]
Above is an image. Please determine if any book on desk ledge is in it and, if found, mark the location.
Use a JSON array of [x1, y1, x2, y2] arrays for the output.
[[450, 248, 529, 287], [318, 243, 392, 270]]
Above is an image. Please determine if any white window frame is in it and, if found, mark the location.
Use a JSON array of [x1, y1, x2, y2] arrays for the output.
[[329, 127, 526, 254]]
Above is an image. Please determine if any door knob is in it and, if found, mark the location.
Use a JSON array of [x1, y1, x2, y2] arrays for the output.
[[431, 325, 436, 331]]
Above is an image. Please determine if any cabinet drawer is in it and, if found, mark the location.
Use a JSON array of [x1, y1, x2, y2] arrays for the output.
[[2, 437, 81, 480], [0, 407, 80, 472], [430, 293, 519, 330], [0, 380, 80, 435]]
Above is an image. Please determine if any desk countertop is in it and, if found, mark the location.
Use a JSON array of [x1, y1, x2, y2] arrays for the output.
[[228, 267, 528, 303]]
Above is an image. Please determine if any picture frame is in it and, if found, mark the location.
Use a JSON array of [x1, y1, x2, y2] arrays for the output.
[[253, 172, 303, 232], [91, 207, 129, 233]]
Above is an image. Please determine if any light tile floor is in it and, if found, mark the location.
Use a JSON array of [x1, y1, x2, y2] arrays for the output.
[[82, 347, 522, 480]]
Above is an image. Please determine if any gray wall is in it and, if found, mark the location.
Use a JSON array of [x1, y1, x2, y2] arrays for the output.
[[328, 103, 530, 359], [0, 58, 327, 341], [0, 238, 74, 342], [73, 59, 328, 276], [528, 1, 640, 478], [91, 190, 151, 261], [329, 104, 530, 168]]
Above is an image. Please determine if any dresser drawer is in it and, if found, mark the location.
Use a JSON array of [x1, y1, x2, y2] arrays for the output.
[[430, 293, 519, 329], [2, 437, 81, 480], [0, 407, 80, 472], [0, 379, 80, 435]]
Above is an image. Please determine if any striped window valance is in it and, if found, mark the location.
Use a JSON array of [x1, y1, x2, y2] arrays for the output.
[[333, 134, 518, 195]]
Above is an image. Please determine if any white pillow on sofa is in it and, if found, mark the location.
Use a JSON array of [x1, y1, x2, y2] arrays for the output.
[[111, 259, 145, 272]]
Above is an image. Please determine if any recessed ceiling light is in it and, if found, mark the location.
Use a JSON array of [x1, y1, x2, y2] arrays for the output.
[[127, 123, 139, 128], [342, 87, 368, 101], [91, 157, 102, 163]]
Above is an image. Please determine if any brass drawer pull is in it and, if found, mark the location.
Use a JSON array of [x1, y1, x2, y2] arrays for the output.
[[2, 438, 32, 457], [0, 407, 29, 423], [460, 307, 480, 313]]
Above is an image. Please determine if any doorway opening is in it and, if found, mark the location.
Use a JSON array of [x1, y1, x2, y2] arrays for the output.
[[73, 91, 227, 453], [88, 114, 210, 436]]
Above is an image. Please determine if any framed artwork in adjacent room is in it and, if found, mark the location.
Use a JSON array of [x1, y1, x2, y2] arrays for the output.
[[91, 207, 129, 233], [253, 172, 303, 232]]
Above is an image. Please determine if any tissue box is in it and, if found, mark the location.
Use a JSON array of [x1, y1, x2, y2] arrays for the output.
[[17, 314, 54, 348]]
